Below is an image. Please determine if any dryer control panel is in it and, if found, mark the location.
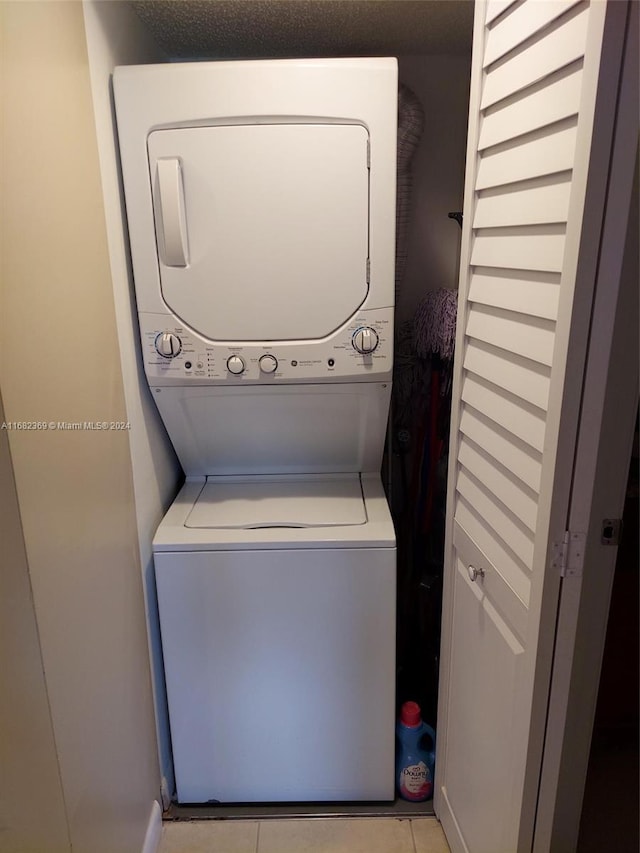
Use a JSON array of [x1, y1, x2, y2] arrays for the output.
[[139, 308, 393, 385]]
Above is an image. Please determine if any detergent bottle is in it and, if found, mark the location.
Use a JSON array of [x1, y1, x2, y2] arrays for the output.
[[396, 701, 436, 801]]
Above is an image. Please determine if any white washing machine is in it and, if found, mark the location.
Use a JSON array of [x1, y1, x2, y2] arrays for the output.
[[154, 473, 395, 803], [114, 58, 398, 803]]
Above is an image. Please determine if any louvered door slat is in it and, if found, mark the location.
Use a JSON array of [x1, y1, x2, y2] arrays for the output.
[[468, 269, 560, 320], [479, 64, 583, 150], [454, 521, 528, 640], [457, 469, 535, 568], [476, 120, 578, 189], [464, 339, 551, 410], [484, 0, 582, 67], [471, 226, 566, 273], [485, 0, 518, 27], [481, 4, 589, 109], [466, 303, 556, 366], [459, 405, 543, 493], [474, 175, 572, 228], [454, 497, 531, 606], [458, 436, 539, 531], [461, 374, 546, 452]]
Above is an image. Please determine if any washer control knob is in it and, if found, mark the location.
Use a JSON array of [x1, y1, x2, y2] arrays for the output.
[[226, 355, 245, 375], [352, 327, 379, 354], [155, 332, 182, 358], [259, 354, 278, 374]]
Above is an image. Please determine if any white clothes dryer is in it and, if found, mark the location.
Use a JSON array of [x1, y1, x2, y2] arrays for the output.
[[114, 58, 398, 803]]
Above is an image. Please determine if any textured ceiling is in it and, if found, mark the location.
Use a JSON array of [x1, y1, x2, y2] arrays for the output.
[[130, 1, 474, 59]]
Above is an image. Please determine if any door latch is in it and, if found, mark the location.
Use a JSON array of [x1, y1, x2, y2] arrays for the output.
[[601, 518, 623, 546]]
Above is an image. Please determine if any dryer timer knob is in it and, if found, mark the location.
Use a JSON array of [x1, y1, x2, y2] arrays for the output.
[[352, 327, 379, 354], [155, 332, 182, 358], [259, 354, 278, 374]]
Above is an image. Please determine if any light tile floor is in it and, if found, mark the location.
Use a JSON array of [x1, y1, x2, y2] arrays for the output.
[[159, 817, 451, 853]]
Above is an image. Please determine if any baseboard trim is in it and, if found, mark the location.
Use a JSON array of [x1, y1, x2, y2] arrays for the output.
[[437, 786, 468, 853], [141, 800, 162, 853]]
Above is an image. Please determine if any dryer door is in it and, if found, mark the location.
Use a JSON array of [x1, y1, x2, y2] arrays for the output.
[[147, 123, 370, 342]]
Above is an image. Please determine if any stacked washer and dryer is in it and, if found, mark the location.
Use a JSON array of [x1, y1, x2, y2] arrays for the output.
[[114, 58, 398, 804]]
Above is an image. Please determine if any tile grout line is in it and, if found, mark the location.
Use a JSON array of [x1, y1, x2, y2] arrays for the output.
[[409, 819, 419, 853]]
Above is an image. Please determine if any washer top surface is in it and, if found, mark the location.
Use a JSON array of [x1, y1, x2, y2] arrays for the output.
[[186, 475, 366, 529], [153, 474, 395, 551]]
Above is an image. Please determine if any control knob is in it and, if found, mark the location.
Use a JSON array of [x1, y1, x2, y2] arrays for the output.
[[155, 332, 182, 358], [259, 354, 278, 374], [352, 327, 379, 354], [226, 355, 246, 375]]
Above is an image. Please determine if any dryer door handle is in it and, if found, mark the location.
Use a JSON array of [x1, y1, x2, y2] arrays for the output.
[[154, 158, 189, 268]]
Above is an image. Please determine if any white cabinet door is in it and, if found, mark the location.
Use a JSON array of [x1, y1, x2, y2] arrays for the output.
[[436, 2, 631, 851]]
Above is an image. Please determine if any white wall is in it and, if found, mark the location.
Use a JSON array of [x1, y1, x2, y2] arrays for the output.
[[0, 391, 70, 853], [397, 56, 471, 323], [1, 3, 162, 850], [82, 0, 182, 796]]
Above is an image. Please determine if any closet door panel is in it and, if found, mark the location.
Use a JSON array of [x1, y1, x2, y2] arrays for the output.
[[444, 548, 525, 853], [436, 1, 629, 851]]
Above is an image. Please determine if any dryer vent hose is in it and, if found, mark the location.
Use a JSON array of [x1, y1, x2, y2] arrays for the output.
[[395, 84, 425, 301]]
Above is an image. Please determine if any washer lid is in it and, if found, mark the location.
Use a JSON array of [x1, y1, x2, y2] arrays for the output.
[[148, 123, 370, 342], [185, 475, 367, 529]]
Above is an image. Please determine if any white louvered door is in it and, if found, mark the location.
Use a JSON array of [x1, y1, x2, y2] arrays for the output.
[[435, 2, 630, 852]]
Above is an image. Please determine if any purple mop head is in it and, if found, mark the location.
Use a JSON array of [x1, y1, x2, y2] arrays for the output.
[[414, 288, 458, 361]]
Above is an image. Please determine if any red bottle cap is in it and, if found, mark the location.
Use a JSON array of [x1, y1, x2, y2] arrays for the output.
[[400, 700, 422, 727]]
